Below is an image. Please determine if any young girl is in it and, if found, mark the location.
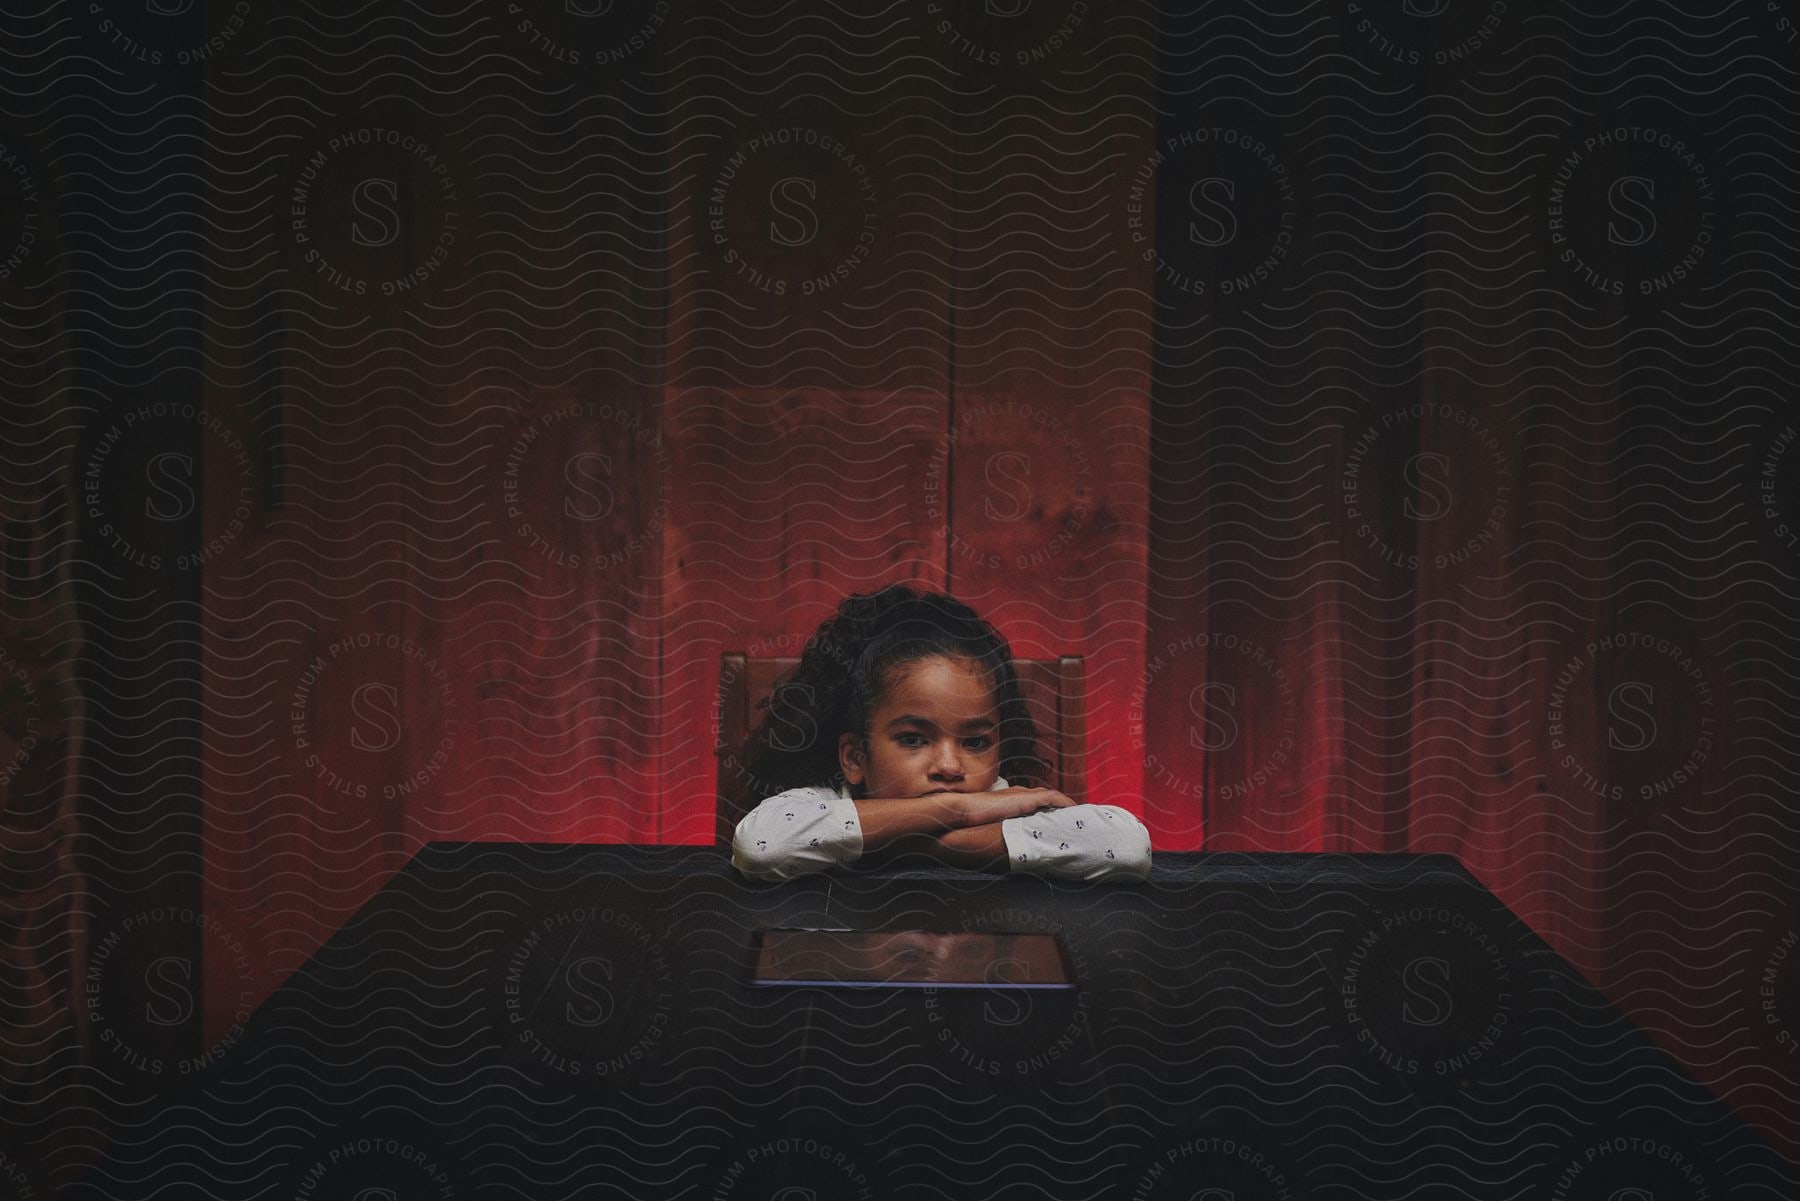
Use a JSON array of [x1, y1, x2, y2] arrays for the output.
[[728, 584, 1152, 883]]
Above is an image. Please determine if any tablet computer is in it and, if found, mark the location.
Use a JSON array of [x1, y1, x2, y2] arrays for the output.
[[748, 928, 1077, 989]]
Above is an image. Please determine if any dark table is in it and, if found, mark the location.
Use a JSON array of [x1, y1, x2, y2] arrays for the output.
[[73, 845, 1798, 1200]]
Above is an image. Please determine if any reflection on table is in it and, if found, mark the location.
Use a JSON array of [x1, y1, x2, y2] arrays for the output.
[[751, 929, 1072, 987]]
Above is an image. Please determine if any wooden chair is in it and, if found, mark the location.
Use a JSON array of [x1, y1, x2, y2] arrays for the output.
[[714, 653, 1086, 848]]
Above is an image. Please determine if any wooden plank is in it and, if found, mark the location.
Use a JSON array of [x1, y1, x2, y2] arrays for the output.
[[200, 19, 670, 1039], [664, 11, 953, 394], [656, 2, 961, 841], [942, 0, 1156, 826], [1138, 61, 1413, 853], [0, 114, 89, 1188], [660, 387, 951, 843]]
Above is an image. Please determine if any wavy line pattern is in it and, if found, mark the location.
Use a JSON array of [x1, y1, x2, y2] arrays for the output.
[[1, 0, 1797, 1195], [57, 847, 1800, 1200]]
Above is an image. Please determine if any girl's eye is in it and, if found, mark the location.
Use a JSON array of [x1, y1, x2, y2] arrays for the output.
[[896, 733, 992, 751]]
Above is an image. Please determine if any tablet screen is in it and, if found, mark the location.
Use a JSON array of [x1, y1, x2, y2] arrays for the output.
[[748, 929, 1076, 989]]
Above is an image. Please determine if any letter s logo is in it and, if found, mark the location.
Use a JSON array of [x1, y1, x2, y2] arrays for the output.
[[144, 956, 195, 1026], [353, 1189, 399, 1201], [147, 0, 195, 14], [1606, 681, 1657, 751], [566, 0, 614, 14], [1187, 177, 1238, 247], [986, 0, 1030, 15], [144, 452, 197, 521], [1187, 682, 1239, 752], [768, 682, 819, 753], [1607, 1190, 1656, 1201], [350, 179, 401, 247], [1403, 451, 1455, 521], [767, 177, 820, 247], [563, 452, 616, 520], [565, 956, 617, 1026], [983, 452, 1033, 521], [1607, 176, 1658, 247], [1401, 955, 1454, 1026], [1403, 0, 1451, 15], [769, 1189, 819, 1201], [983, 964, 1031, 1027], [349, 682, 402, 752], [1191, 1190, 1237, 1201]]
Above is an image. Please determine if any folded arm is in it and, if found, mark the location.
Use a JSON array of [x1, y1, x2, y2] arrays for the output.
[[856, 806, 1152, 880], [999, 804, 1152, 882], [732, 786, 1151, 883], [873, 821, 1010, 871], [732, 788, 965, 881]]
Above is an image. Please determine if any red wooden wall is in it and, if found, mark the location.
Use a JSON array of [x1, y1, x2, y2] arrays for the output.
[[7, 0, 1798, 1187], [180, 0, 1795, 1160]]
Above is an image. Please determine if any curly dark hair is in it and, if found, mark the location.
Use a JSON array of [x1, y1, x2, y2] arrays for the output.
[[726, 583, 1044, 806]]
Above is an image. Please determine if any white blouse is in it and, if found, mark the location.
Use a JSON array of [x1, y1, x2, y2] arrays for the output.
[[730, 777, 1153, 884]]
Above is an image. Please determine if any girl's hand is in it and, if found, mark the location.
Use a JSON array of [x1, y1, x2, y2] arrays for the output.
[[952, 786, 1078, 828]]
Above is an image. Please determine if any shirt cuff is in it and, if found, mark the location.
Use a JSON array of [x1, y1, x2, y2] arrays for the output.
[[1001, 805, 1152, 882], [829, 795, 865, 860], [733, 793, 865, 880]]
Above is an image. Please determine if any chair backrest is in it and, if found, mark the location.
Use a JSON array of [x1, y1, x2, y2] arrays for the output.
[[714, 654, 1086, 848]]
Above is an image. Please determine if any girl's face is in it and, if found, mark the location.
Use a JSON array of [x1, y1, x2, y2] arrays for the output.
[[837, 654, 1004, 799]]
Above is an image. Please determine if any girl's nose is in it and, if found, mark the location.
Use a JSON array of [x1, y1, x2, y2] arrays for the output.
[[930, 740, 966, 777]]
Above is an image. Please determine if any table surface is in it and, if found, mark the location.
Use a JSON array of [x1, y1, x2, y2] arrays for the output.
[[411, 839, 1482, 882], [71, 844, 1798, 1201]]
